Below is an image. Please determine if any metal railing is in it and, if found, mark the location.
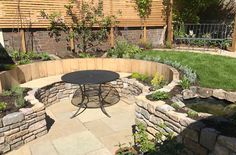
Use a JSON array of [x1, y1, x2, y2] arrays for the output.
[[174, 23, 234, 50]]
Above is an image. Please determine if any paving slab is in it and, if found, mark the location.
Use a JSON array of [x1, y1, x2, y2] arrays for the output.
[[86, 148, 112, 155], [30, 141, 58, 155], [52, 131, 104, 155]]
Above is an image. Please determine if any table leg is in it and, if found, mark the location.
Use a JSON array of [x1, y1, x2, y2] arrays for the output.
[[71, 85, 87, 118], [98, 84, 111, 117]]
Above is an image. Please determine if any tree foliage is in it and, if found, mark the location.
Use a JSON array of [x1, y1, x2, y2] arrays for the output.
[[163, 0, 236, 23], [41, 0, 116, 54]]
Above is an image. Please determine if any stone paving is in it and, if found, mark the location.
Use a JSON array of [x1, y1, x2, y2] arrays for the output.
[[7, 99, 135, 155], [6, 73, 135, 155]]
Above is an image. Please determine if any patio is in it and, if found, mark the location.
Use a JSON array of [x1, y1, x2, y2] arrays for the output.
[[7, 74, 135, 155]]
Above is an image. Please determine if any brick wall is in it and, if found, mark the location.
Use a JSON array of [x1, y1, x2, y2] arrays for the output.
[[2, 27, 164, 58]]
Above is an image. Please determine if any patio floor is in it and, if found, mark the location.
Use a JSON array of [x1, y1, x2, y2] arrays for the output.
[[7, 73, 135, 155]]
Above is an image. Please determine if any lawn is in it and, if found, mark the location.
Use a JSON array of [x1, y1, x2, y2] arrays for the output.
[[138, 50, 236, 91]]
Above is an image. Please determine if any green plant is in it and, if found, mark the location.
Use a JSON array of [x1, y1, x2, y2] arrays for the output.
[[135, 123, 155, 153], [187, 109, 198, 118], [15, 94, 25, 108], [131, 72, 149, 83], [2, 90, 12, 96], [179, 76, 190, 89], [0, 102, 7, 111], [171, 103, 181, 110], [39, 52, 51, 61], [11, 85, 25, 96], [134, 0, 152, 20], [138, 40, 153, 49], [151, 91, 169, 100], [41, 0, 117, 54], [151, 72, 165, 89], [107, 40, 142, 58]]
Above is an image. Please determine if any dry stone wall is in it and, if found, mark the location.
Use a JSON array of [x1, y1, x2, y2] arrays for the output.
[[0, 89, 47, 154], [135, 85, 236, 155]]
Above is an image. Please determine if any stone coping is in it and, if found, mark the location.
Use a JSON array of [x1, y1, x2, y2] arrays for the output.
[[0, 58, 179, 93]]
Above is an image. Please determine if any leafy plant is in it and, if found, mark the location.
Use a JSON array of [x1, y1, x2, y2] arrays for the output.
[[179, 76, 190, 89], [11, 85, 25, 96], [135, 123, 155, 153], [171, 103, 181, 110], [41, 0, 117, 54], [187, 109, 198, 118], [134, 0, 152, 20], [2, 90, 12, 96], [151, 72, 165, 89], [115, 142, 136, 155], [39, 52, 51, 61], [0, 102, 7, 111], [15, 94, 25, 108], [107, 40, 142, 58], [138, 40, 153, 49], [131, 72, 149, 83], [150, 91, 169, 100]]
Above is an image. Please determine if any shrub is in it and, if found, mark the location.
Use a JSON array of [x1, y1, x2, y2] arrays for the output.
[[39, 52, 51, 61], [0, 102, 7, 111], [78, 53, 95, 58], [187, 109, 198, 118], [107, 40, 142, 58], [11, 85, 25, 96], [151, 72, 165, 89], [131, 72, 149, 83], [151, 91, 170, 100], [15, 94, 25, 108], [179, 76, 190, 89]]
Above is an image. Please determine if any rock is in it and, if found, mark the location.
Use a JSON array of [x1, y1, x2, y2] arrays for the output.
[[36, 130, 47, 138], [217, 136, 236, 151], [2, 112, 24, 126], [11, 140, 23, 149], [198, 87, 213, 98], [182, 128, 199, 143], [0, 137, 4, 144], [200, 128, 219, 151], [19, 108, 33, 116], [155, 104, 175, 113], [149, 115, 164, 125], [190, 86, 198, 94], [182, 89, 196, 99], [24, 135, 35, 143], [140, 108, 150, 120], [225, 92, 236, 103], [0, 143, 10, 153], [179, 117, 195, 127], [213, 89, 226, 100], [0, 126, 10, 133], [4, 128, 20, 136], [171, 96, 185, 108], [213, 143, 230, 155], [183, 138, 208, 155]]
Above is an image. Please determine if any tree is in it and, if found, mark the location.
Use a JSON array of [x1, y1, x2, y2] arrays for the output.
[[41, 0, 116, 54]]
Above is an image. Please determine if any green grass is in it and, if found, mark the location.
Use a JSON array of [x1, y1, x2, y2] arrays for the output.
[[138, 50, 236, 91]]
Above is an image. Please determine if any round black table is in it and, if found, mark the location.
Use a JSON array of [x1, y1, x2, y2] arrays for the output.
[[61, 70, 120, 118]]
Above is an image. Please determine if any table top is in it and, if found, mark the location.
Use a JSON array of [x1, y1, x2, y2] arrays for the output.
[[61, 70, 120, 85]]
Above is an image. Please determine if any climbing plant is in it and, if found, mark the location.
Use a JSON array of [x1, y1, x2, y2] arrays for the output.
[[133, 0, 152, 20]]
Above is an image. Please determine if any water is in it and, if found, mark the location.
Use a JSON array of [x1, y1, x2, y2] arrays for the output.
[[184, 97, 236, 116]]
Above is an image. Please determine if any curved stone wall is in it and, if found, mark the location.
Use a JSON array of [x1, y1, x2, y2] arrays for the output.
[[135, 89, 236, 155], [0, 58, 179, 93]]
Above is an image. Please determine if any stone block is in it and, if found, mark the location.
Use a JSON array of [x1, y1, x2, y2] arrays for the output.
[[218, 136, 236, 151], [140, 108, 150, 120], [213, 143, 230, 155], [155, 104, 175, 113], [6, 130, 28, 142], [9, 137, 22, 145], [182, 128, 199, 143], [225, 92, 236, 103], [20, 123, 29, 131], [32, 103, 45, 112], [36, 130, 47, 138], [149, 115, 164, 125], [198, 87, 213, 98], [10, 140, 23, 149], [0, 126, 10, 133], [200, 128, 219, 151], [213, 89, 226, 100], [24, 135, 36, 143], [0, 143, 10, 153], [182, 89, 196, 99], [0, 136, 4, 144], [10, 122, 21, 129], [28, 120, 46, 132], [184, 138, 208, 155], [2, 112, 24, 126], [4, 128, 19, 136]]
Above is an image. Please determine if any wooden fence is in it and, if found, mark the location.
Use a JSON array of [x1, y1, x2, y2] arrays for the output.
[[0, 0, 165, 29]]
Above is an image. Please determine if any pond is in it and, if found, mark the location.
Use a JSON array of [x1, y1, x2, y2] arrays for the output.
[[184, 97, 236, 116]]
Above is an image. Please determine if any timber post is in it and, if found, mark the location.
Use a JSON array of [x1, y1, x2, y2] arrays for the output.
[[167, 0, 173, 47], [20, 29, 26, 52], [110, 0, 115, 47], [232, 14, 236, 52]]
